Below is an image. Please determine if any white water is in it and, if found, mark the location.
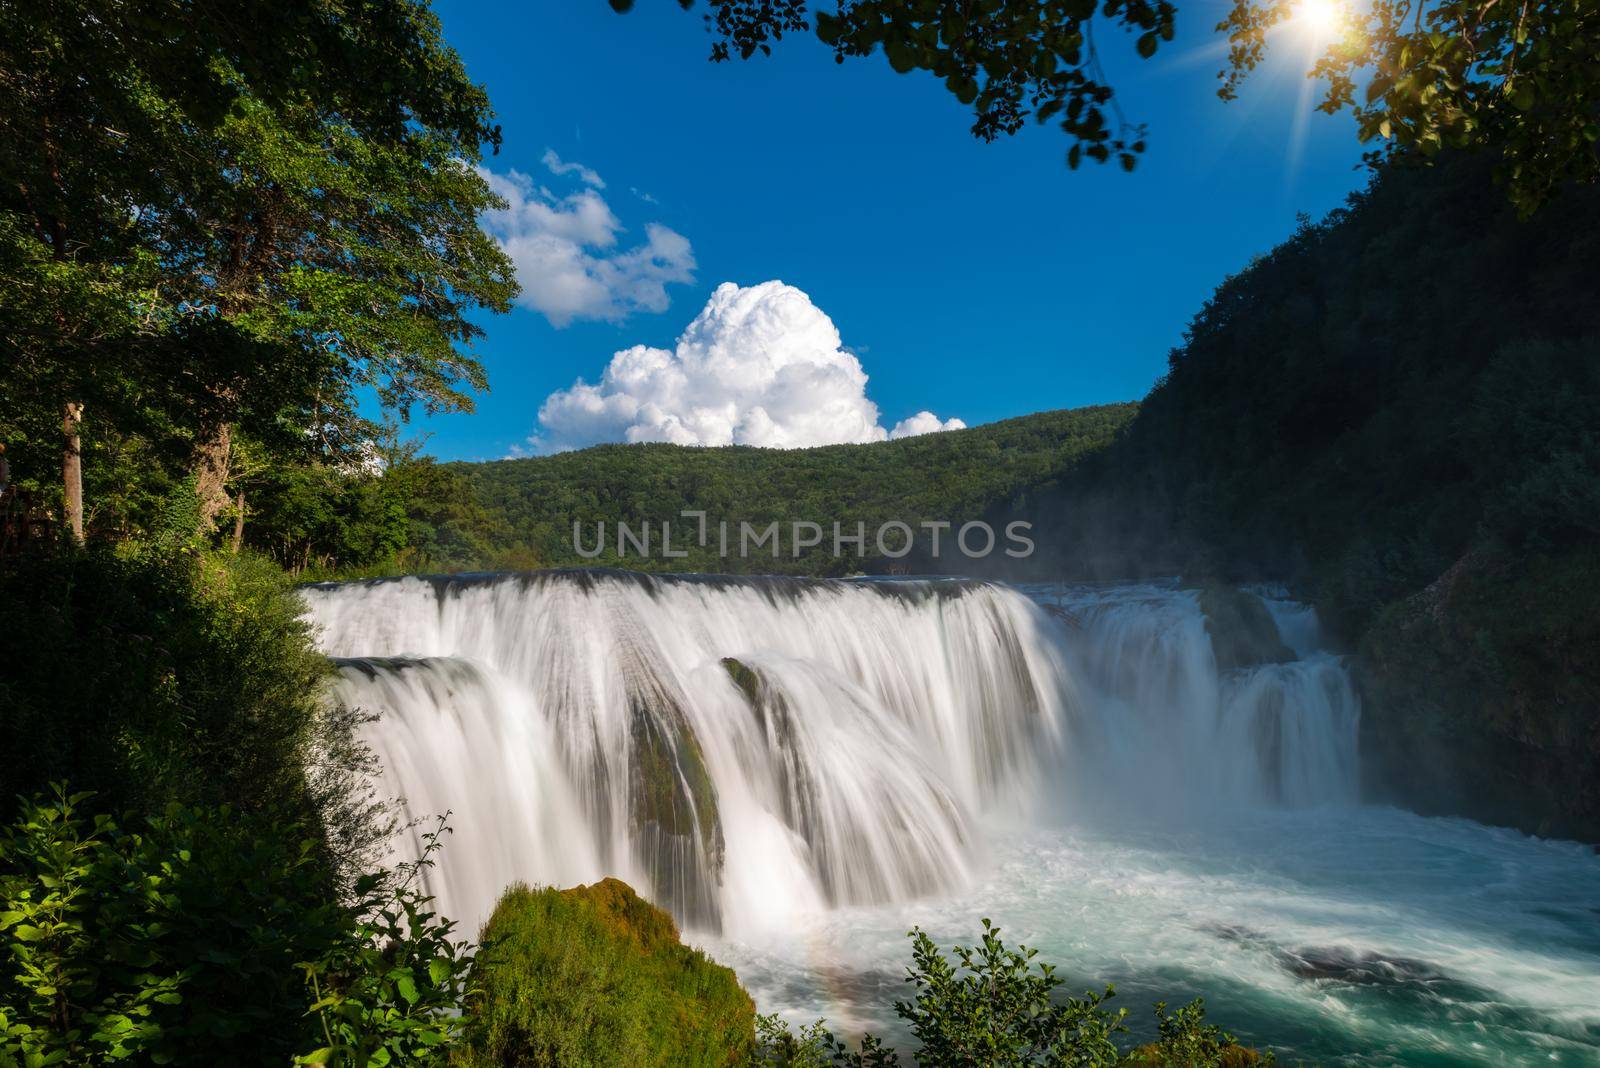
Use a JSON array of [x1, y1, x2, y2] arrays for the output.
[[304, 572, 1600, 1064]]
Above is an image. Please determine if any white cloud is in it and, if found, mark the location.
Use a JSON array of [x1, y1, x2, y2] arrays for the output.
[[540, 148, 604, 188], [531, 280, 964, 452], [890, 411, 967, 438], [478, 155, 695, 327]]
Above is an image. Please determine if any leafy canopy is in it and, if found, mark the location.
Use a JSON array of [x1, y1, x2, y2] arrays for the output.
[[1220, 0, 1600, 215], [624, 0, 1599, 208], [618, 0, 1174, 171], [0, 0, 517, 528]]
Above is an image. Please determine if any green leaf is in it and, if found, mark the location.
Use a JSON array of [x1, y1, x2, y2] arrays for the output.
[[885, 39, 916, 74]]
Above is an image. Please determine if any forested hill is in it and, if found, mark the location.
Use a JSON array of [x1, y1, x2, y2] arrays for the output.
[[447, 403, 1136, 575], [993, 156, 1600, 842], [1004, 156, 1600, 630]]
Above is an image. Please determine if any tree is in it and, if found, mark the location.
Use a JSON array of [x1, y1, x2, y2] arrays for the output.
[[0, 0, 517, 538], [1220, 0, 1600, 215], [618, 0, 1174, 171], [629, 0, 1598, 211]]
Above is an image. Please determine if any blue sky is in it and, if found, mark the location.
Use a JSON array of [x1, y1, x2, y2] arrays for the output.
[[415, 0, 1368, 460]]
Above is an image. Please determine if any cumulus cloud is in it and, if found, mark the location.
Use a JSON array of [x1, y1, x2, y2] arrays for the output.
[[531, 280, 964, 452], [890, 411, 967, 438], [478, 153, 695, 327]]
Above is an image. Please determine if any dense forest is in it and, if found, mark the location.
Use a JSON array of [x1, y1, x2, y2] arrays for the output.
[[449, 404, 1135, 575], [1011, 156, 1600, 623]]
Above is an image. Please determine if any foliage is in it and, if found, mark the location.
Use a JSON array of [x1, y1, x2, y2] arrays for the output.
[[630, 1, 1597, 210], [1219, 0, 1600, 215], [755, 1015, 860, 1067], [1469, 338, 1600, 549], [1007, 157, 1600, 635], [0, 0, 516, 534], [445, 404, 1134, 577], [0, 545, 387, 877], [0, 786, 343, 1065], [294, 820, 476, 1068], [241, 436, 504, 578], [1125, 998, 1264, 1066], [889, 921, 1126, 1066], [626, 0, 1174, 169], [458, 878, 755, 1068], [751, 922, 1271, 1066], [0, 790, 474, 1068]]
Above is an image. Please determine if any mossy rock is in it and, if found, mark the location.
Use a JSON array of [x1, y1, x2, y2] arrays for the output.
[[720, 657, 798, 749], [623, 660, 724, 930], [720, 658, 819, 855], [461, 879, 754, 1068], [721, 657, 764, 709], [1196, 585, 1296, 670]]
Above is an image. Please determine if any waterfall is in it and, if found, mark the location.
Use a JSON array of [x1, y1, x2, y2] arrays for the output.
[[1036, 584, 1360, 813], [305, 572, 1359, 937]]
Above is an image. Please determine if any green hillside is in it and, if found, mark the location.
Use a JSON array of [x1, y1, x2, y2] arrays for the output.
[[448, 403, 1136, 575]]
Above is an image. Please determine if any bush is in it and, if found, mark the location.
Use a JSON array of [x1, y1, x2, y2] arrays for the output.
[[0, 786, 343, 1064], [0, 544, 385, 879], [753, 921, 1271, 1067], [294, 818, 476, 1068], [459, 879, 754, 1068], [0, 789, 473, 1067], [0, 544, 457, 1065]]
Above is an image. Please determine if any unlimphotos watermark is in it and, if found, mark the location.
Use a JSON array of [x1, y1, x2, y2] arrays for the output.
[[573, 511, 1034, 561]]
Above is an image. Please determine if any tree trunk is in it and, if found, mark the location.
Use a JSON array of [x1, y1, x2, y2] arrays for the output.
[[193, 419, 233, 533], [61, 401, 83, 543], [232, 486, 245, 554]]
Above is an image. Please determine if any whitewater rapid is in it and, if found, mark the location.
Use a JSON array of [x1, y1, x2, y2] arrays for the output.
[[303, 571, 1600, 1064]]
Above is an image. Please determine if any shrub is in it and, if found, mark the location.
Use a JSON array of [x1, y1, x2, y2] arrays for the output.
[[1122, 1000, 1267, 1066], [0, 786, 342, 1064], [0, 544, 386, 880], [0, 789, 474, 1067], [459, 879, 754, 1068], [753, 921, 1272, 1067], [294, 819, 476, 1068]]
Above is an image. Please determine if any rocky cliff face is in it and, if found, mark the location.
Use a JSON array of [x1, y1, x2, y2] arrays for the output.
[[1357, 543, 1600, 844]]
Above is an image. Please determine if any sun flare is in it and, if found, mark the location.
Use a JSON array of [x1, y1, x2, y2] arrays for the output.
[[1295, 0, 1347, 39]]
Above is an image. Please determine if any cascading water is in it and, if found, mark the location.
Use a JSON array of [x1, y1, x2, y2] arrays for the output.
[[305, 571, 1600, 1064], [1039, 583, 1359, 812], [305, 572, 1358, 936]]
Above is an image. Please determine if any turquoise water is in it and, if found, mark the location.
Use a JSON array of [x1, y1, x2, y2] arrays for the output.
[[711, 805, 1600, 1065]]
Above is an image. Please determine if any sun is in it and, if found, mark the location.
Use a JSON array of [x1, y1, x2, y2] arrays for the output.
[[1295, 0, 1347, 39]]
